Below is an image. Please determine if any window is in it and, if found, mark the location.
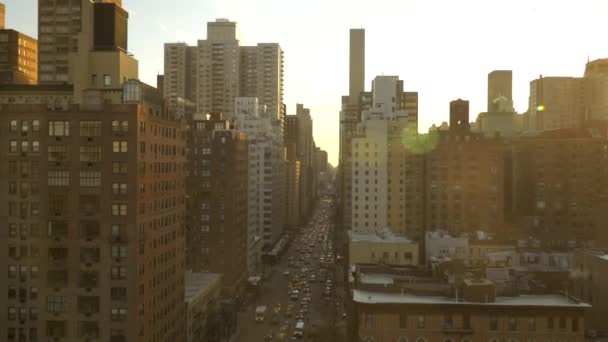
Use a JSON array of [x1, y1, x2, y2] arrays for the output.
[[48, 121, 70, 136], [399, 313, 407, 329], [111, 308, 127, 321], [112, 162, 127, 174], [111, 246, 127, 258], [559, 316, 566, 330], [417, 315, 425, 329], [47, 295, 65, 313], [104, 74, 111, 87], [21, 121, 29, 133], [112, 120, 129, 133], [112, 204, 127, 216], [490, 316, 498, 330], [528, 317, 536, 331], [32, 141, 40, 153], [463, 313, 471, 329], [9, 140, 17, 152], [21, 140, 29, 152], [80, 146, 102, 162], [365, 313, 373, 328], [9, 120, 17, 131], [111, 266, 127, 279], [48, 171, 70, 186], [80, 121, 102, 136], [48, 145, 69, 161], [113, 141, 128, 152], [508, 316, 516, 330], [32, 120, 40, 132], [444, 314, 453, 328], [79, 171, 101, 187], [112, 183, 127, 195]]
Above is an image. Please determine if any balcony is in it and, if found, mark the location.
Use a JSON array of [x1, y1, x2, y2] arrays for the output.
[[78, 271, 99, 290], [77, 296, 99, 316]]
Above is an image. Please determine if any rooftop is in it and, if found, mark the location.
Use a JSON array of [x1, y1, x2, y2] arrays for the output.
[[353, 289, 590, 308], [184, 272, 221, 303], [349, 229, 413, 244]]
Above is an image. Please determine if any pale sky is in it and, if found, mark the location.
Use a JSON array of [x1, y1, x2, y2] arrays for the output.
[[7, 0, 608, 165]]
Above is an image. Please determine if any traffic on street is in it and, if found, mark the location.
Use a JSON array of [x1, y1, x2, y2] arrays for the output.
[[237, 192, 344, 341]]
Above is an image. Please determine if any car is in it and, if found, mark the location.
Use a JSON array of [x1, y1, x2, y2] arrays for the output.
[[283, 270, 290, 276]]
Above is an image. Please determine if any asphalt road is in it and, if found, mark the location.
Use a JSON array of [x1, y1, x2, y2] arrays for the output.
[[237, 195, 337, 342]]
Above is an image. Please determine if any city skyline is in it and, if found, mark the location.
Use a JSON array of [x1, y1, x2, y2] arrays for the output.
[[6, 0, 608, 165]]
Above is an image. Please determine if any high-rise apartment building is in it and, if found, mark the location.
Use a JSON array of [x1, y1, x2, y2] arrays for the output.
[[164, 20, 284, 122], [0, 3, 38, 85], [239, 43, 284, 123], [351, 76, 410, 233], [235, 97, 285, 275], [0, 80, 186, 342], [449, 98, 470, 131], [38, 0, 125, 84], [527, 76, 584, 131], [0, 29, 38, 85], [583, 58, 608, 122], [295, 104, 315, 221], [488, 70, 513, 112], [285, 115, 301, 228], [186, 112, 248, 294], [425, 129, 506, 236], [163, 43, 197, 119], [339, 29, 366, 231], [511, 125, 608, 247], [195, 20, 240, 117], [0, 2, 5, 30]]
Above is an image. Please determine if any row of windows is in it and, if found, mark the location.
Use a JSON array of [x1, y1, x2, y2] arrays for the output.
[[10, 142, 128, 156], [9, 120, 129, 136], [363, 312, 580, 332]]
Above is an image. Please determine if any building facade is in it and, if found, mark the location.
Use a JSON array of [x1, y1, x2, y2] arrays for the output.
[[235, 97, 285, 275], [0, 80, 187, 342], [186, 113, 248, 295], [0, 29, 38, 84]]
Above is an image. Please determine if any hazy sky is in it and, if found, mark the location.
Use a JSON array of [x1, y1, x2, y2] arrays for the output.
[[7, 0, 608, 165]]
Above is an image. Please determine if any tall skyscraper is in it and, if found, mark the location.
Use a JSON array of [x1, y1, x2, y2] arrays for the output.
[[196, 19, 241, 117], [186, 113, 248, 294], [0, 26, 38, 84], [487, 70, 513, 112], [350, 76, 410, 233], [38, 0, 125, 84], [235, 97, 285, 275], [349, 29, 365, 105], [0, 2, 5, 29], [1, 3, 185, 341], [449, 98, 470, 131], [0, 80, 187, 342], [583, 58, 608, 122], [164, 20, 284, 122], [528, 76, 583, 131], [163, 43, 198, 118]]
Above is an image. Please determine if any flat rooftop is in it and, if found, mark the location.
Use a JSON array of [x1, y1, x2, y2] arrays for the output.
[[349, 229, 413, 244], [184, 272, 221, 303], [353, 289, 590, 308]]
